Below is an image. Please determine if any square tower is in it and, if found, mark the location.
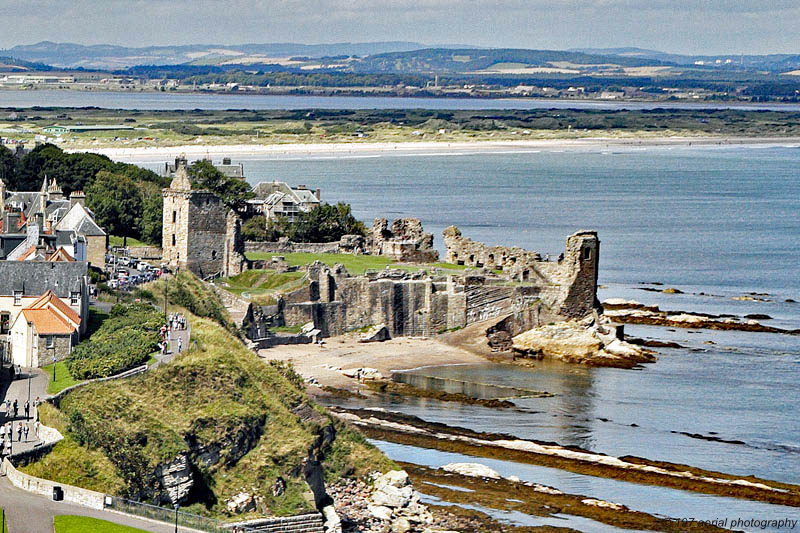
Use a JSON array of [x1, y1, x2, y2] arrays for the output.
[[162, 158, 228, 278]]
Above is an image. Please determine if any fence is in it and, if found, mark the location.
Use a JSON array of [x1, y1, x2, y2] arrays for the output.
[[105, 497, 324, 533]]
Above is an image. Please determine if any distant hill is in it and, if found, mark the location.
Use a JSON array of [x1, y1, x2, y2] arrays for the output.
[[572, 47, 800, 72], [0, 55, 53, 72], [351, 48, 674, 74], [3, 41, 448, 69]]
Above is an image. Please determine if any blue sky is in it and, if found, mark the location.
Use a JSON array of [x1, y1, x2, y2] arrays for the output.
[[0, 0, 797, 54]]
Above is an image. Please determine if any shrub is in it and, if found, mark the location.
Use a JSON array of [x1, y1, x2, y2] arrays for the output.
[[65, 303, 161, 380]]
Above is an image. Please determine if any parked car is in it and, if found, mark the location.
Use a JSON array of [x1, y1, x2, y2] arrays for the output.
[[137, 261, 151, 272]]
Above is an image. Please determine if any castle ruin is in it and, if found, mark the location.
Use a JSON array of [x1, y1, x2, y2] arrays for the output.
[[162, 157, 247, 278]]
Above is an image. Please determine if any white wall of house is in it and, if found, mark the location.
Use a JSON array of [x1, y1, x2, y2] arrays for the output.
[[9, 315, 33, 367]]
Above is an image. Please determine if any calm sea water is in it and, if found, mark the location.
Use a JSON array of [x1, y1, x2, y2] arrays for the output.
[[121, 145, 800, 531], [4, 88, 800, 111]]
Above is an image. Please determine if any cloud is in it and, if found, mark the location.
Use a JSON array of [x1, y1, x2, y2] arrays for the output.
[[1, 0, 798, 54]]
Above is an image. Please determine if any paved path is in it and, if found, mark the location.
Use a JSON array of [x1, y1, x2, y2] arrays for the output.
[[0, 368, 50, 456], [0, 475, 199, 532]]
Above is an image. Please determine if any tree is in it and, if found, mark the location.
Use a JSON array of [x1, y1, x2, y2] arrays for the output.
[[86, 171, 142, 245], [138, 182, 163, 245], [241, 215, 268, 241], [188, 160, 254, 212], [0, 145, 17, 186], [290, 202, 366, 243]]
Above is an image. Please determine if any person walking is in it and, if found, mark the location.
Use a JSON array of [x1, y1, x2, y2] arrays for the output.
[[177, 337, 183, 353], [23, 423, 29, 442], [12, 399, 18, 419], [34, 420, 40, 440], [24, 400, 30, 419], [6, 422, 12, 443], [16, 422, 23, 442], [0, 422, 5, 442]]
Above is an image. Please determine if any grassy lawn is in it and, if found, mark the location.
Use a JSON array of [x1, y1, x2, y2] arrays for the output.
[[245, 252, 472, 276], [41, 362, 82, 395], [54, 515, 145, 533], [220, 268, 307, 304], [108, 235, 150, 248]]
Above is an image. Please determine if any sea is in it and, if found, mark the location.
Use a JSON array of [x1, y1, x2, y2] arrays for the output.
[[44, 87, 794, 531], [121, 143, 800, 532]]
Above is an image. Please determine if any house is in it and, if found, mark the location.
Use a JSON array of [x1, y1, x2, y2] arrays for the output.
[[0, 261, 89, 342], [9, 290, 81, 367], [249, 181, 321, 222], [162, 156, 245, 180], [0, 179, 104, 267]]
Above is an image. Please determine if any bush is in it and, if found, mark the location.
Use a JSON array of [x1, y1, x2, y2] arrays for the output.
[[65, 303, 162, 380]]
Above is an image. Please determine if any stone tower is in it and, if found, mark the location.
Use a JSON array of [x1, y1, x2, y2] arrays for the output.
[[162, 157, 246, 278]]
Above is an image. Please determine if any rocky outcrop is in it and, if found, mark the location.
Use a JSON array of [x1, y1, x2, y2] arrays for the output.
[[367, 470, 434, 531], [512, 316, 655, 368], [602, 299, 800, 335], [359, 324, 391, 343], [154, 454, 193, 505]]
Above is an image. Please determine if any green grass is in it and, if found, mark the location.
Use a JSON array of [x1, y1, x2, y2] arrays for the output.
[[54, 515, 145, 533], [220, 268, 307, 301], [41, 362, 83, 395], [270, 324, 304, 334], [243, 252, 471, 276], [108, 235, 150, 248]]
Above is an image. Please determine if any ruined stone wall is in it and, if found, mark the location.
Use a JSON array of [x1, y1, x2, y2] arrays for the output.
[[443, 227, 600, 319], [371, 218, 439, 263], [244, 241, 341, 255]]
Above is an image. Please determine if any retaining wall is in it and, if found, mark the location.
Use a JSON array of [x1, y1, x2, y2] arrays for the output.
[[245, 241, 340, 255], [2, 457, 106, 510]]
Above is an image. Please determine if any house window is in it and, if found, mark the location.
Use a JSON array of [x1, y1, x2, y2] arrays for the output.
[[46, 336, 55, 349], [172, 234, 176, 246], [13, 291, 22, 306], [1, 313, 9, 334], [71, 292, 80, 306], [172, 210, 177, 223], [582, 247, 592, 261]]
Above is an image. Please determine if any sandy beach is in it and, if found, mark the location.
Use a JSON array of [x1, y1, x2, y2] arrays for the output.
[[258, 334, 489, 394], [73, 136, 800, 161]]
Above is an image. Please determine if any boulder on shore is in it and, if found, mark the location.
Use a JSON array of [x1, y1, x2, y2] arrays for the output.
[[512, 317, 655, 368]]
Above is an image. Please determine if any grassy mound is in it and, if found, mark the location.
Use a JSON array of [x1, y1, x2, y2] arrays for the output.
[[24, 301, 392, 518], [221, 269, 307, 305]]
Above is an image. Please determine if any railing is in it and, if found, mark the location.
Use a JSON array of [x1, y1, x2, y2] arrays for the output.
[[105, 496, 232, 532]]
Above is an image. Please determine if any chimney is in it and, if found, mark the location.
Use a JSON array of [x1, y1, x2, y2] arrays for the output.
[[222, 157, 231, 165], [70, 190, 86, 208], [315, 188, 321, 201], [297, 185, 306, 190]]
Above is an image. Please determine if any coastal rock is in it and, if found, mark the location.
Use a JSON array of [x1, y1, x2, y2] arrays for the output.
[[371, 470, 418, 509], [441, 462, 501, 479], [581, 498, 627, 511], [340, 367, 384, 380], [322, 504, 342, 533], [392, 517, 412, 532], [226, 491, 258, 514], [154, 453, 193, 504], [512, 318, 655, 368], [368, 504, 393, 521], [359, 324, 391, 343]]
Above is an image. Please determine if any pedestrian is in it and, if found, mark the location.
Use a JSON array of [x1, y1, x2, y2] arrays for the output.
[[13, 399, 18, 418], [23, 423, 29, 442], [6, 422, 11, 443], [177, 337, 183, 353], [34, 396, 40, 408], [24, 400, 29, 419], [34, 420, 40, 439], [0, 423, 5, 441], [16, 422, 22, 442]]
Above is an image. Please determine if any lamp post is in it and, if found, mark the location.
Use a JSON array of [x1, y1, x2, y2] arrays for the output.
[[26, 372, 31, 419], [174, 503, 179, 533], [164, 276, 168, 324], [52, 354, 57, 383]]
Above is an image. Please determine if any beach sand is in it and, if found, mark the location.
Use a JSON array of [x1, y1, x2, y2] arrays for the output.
[[73, 136, 800, 161], [258, 334, 488, 394]]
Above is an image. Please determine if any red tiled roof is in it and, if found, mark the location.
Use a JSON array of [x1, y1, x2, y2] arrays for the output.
[[22, 308, 75, 335], [26, 290, 81, 327]]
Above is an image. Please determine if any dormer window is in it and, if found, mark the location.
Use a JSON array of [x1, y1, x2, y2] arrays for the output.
[[71, 292, 80, 306], [13, 290, 22, 306]]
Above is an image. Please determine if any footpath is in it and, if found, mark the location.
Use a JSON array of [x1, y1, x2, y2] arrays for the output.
[[0, 314, 198, 532]]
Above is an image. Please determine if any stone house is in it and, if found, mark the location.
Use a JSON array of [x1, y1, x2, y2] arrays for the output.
[[162, 157, 246, 278], [249, 181, 321, 222], [53, 196, 105, 267], [9, 290, 81, 367]]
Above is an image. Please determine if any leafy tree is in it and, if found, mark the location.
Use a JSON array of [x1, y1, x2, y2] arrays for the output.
[[0, 145, 17, 186], [290, 202, 366, 243], [86, 171, 142, 245], [138, 182, 163, 245], [241, 214, 267, 241], [188, 159, 254, 212]]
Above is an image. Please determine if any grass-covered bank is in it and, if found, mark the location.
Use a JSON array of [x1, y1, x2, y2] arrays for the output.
[[243, 252, 470, 277], [22, 273, 394, 519], [54, 515, 145, 533]]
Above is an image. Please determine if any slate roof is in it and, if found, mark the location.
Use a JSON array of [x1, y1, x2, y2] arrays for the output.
[[0, 261, 87, 297]]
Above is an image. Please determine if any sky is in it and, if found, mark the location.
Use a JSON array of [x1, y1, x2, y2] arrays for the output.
[[0, 0, 797, 55]]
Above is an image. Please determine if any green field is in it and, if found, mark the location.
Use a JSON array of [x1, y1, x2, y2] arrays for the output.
[[108, 235, 150, 248], [54, 515, 145, 533], [244, 252, 471, 276]]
